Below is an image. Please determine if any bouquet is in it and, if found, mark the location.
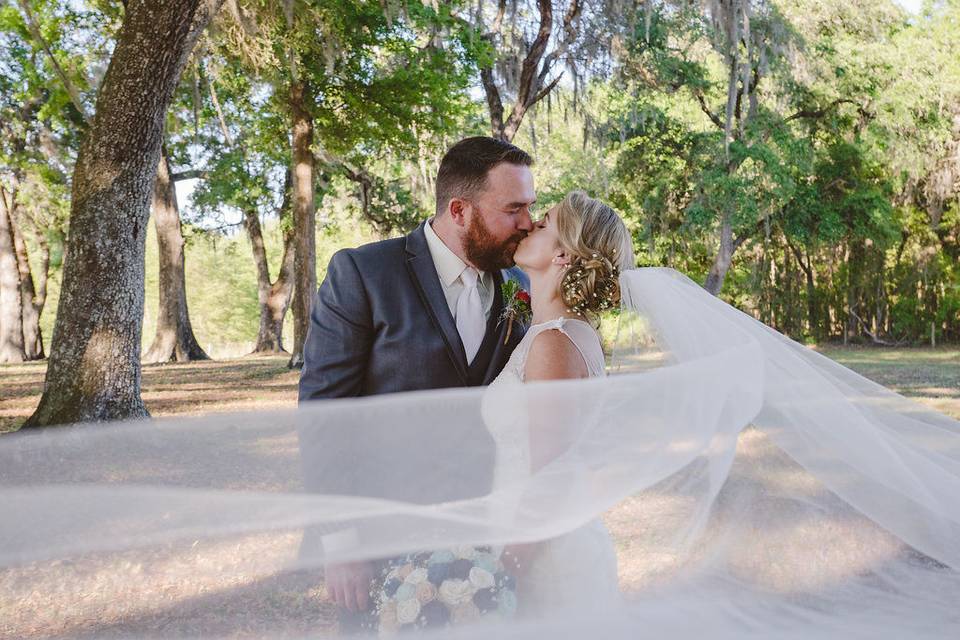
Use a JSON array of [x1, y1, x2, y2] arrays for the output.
[[374, 546, 517, 633]]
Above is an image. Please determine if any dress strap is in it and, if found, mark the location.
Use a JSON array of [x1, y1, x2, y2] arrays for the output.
[[520, 317, 606, 380]]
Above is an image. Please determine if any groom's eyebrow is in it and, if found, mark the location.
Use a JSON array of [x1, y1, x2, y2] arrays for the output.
[[506, 199, 536, 208]]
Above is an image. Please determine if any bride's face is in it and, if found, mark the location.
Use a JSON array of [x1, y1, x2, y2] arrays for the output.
[[514, 205, 565, 272]]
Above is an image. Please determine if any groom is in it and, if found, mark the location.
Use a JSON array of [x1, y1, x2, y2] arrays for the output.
[[298, 136, 536, 632]]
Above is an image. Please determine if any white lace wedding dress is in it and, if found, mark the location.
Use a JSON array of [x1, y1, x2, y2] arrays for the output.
[[484, 317, 620, 616]]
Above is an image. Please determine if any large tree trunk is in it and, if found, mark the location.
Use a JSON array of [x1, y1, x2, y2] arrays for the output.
[[143, 150, 209, 363], [24, 0, 220, 428], [0, 186, 26, 363], [704, 213, 735, 296], [287, 81, 316, 369], [9, 200, 45, 359], [245, 171, 295, 354]]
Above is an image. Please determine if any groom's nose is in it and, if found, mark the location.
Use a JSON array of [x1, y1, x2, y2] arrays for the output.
[[517, 209, 534, 231]]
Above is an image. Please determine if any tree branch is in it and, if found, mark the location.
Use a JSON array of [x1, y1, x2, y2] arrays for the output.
[[784, 234, 814, 279], [784, 99, 859, 123], [488, 0, 507, 36], [533, 0, 582, 104], [481, 66, 505, 137], [206, 75, 233, 144], [170, 169, 208, 182], [733, 209, 779, 250], [501, 0, 554, 140], [695, 91, 725, 131], [17, 0, 91, 124], [530, 72, 564, 107]]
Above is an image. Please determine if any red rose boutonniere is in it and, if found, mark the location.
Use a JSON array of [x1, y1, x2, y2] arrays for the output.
[[500, 280, 532, 344]]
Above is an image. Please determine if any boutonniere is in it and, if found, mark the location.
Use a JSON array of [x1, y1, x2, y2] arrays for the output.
[[499, 280, 532, 344]]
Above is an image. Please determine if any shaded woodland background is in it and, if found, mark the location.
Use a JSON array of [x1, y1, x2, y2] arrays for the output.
[[0, 0, 958, 426]]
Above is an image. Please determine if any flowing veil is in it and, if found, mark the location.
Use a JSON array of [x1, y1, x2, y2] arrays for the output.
[[2, 267, 959, 637]]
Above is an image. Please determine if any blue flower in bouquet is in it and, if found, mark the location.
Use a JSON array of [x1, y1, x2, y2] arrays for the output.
[[428, 550, 455, 564], [395, 583, 416, 602], [495, 571, 516, 591], [382, 577, 402, 598], [497, 588, 518, 616], [427, 562, 451, 586], [474, 551, 499, 574], [449, 558, 474, 580], [419, 600, 450, 628], [473, 587, 497, 613]]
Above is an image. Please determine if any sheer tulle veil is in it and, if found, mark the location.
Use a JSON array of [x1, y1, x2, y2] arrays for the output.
[[2, 267, 959, 637]]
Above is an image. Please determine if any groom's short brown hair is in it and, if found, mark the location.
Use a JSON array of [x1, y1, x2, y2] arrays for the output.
[[435, 136, 533, 217]]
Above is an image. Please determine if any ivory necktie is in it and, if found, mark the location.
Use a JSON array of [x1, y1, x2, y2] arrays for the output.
[[455, 267, 485, 364]]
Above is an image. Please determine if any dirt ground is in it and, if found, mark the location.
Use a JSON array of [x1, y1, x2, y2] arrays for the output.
[[2, 347, 958, 638]]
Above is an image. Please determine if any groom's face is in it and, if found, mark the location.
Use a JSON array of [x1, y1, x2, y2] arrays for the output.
[[462, 163, 536, 271]]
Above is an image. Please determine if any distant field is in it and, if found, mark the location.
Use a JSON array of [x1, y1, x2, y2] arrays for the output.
[[817, 346, 960, 419]]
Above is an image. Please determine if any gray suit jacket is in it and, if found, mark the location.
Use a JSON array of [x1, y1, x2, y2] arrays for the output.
[[297, 221, 528, 506]]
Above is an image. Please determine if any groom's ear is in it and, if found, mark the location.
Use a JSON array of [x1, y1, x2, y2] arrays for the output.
[[449, 198, 469, 227]]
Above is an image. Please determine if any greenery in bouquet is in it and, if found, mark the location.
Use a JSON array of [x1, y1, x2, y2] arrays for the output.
[[500, 280, 533, 344]]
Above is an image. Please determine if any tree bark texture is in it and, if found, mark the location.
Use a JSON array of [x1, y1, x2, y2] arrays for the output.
[[142, 150, 209, 363], [245, 170, 295, 354], [0, 188, 25, 363], [25, 0, 221, 428], [287, 81, 316, 369]]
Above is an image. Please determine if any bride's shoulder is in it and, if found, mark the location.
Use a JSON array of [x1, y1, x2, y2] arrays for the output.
[[523, 323, 590, 382]]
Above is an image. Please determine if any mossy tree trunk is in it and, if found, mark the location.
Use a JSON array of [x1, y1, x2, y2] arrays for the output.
[[287, 80, 316, 370], [0, 185, 25, 363], [245, 170, 295, 354], [142, 149, 209, 363], [25, 0, 222, 428]]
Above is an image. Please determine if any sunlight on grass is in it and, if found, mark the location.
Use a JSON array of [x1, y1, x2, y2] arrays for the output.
[[3, 347, 959, 432]]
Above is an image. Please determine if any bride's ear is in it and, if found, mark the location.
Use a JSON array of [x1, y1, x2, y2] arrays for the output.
[[552, 252, 571, 268]]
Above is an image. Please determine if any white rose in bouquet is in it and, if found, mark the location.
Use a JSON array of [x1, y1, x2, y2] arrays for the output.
[[439, 579, 475, 607], [397, 598, 422, 625]]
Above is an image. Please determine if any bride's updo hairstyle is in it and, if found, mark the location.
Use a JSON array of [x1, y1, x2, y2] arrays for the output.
[[554, 191, 635, 318]]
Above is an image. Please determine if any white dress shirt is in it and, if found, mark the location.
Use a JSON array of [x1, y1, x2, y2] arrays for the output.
[[423, 217, 494, 322]]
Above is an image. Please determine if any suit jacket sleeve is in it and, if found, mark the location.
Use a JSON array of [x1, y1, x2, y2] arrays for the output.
[[296, 249, 373, 559], [298, 249, 373, 402]]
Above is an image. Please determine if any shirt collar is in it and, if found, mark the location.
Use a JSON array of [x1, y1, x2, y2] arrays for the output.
[[424, 218, 487, 289]]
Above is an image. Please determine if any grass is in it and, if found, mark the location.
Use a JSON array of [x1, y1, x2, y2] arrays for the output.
[[5, 347, 957, 432], [1, 346, 958, 638], [817, 345, 960, 418], [0, 355, 299, 433]]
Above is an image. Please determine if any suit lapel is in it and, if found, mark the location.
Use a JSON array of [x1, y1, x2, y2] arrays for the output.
[[405, 222, 470, 384]]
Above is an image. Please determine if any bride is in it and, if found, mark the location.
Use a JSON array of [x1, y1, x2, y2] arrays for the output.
[[486, 190, 634, 614]]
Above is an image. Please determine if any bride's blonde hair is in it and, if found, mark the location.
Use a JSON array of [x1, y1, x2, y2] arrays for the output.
[[554, 191, 635, 318]]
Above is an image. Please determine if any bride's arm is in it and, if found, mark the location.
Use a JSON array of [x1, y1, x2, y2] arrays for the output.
[[523, 329, 589, 471], [503, 329, 588, 574]]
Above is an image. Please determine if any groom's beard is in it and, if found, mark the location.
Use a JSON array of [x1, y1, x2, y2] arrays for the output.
[[464, 210, 526, 271]]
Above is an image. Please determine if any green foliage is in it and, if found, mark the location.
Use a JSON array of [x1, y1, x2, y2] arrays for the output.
[[9, 0, 960, 350]]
